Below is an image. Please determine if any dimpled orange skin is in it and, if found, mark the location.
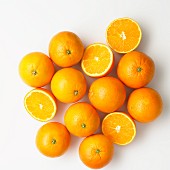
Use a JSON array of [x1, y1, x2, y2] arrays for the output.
[[88, 76, 126, 113], [117, 51, 155, 89], [127, 87, 163, 123], [36, 122, 70, 157], [19, 52, 55, 87], [49, 31, 84, 67], [64, 102, 100, 137], [51, 68, 87, 103], [79, 134, 114, 169]]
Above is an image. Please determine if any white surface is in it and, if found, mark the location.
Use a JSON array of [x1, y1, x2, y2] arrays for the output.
[[0, 0, 170, 170]]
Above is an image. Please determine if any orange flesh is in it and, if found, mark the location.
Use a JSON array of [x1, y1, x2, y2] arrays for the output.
[[107, 18, 141, 53], [25, 90, 55, 120], [102, 112, 136, 145]]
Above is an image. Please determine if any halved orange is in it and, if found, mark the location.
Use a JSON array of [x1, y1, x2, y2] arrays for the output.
[[81, 43, 114, 77], [102, 112, 136, 145], [24, 88, 57, 122], [106, 17, 142, 53]]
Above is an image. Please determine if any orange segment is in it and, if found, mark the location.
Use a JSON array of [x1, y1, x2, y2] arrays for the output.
[[24, 88, 57, 122], [102, 112, 136, 145], [106, 18, 142, 53], [81, 43, 114, 77]]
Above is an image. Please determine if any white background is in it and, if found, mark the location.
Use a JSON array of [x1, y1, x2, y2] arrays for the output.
[[0, 0, 170, 170]]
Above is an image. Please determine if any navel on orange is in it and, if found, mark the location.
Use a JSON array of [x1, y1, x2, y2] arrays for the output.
[[64, 102, 100, 137], [106, 17, 142, 53], [36, 122, 70, 157], [81, 43, 114, 77], [24, 88, 57, 122], [102, 112, 136, 145]]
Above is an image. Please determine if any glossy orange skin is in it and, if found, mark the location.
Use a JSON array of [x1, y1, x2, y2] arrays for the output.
[[36, 122, 70, 157], [79, 134, 114, 169], [117, 51, 155, 88], [64, 102, 100, 137], [88, 76, 126, 113], [51, 68, 87, 103], [49, 31, 84, 67], [127, 88, 163, 123], [19, 52, 55, 87]]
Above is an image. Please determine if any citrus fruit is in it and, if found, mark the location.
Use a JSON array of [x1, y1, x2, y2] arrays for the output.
[[81, 43, 114, 77], [19, 52, 55, 87], [64, 102, 100, 137], [24, 88, 57, 122], [102, 112, 136, 145], [127, 87, 163, 123], [117, 51, 155, 88], [51, 68, 87, 103], [106, 17, 142, 53], [88, 76, 126, 113], [79, 134, 114, 169], [49, 31, 84, 67], [36, 122, 70, 157]]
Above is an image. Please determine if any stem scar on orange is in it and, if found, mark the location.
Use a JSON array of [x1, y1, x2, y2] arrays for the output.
[[106, 17, 142, 53], [117, 51, 155, 88], [51, 68, 87, 103], [102, 112, 136, 145], [64, 102, 100, 137], [36, 122, 70, 157], [79, 134, 114, 169], [19, 52, 55, 87], [49, 31, 84, 67], [81, 43, 114, 77]]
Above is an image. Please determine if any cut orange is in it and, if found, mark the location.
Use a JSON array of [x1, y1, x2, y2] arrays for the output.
[[81, 43, 114, 77], [102, 112, 136, 145], [24, 88, 57, 122], [106, 17, 142, 53]]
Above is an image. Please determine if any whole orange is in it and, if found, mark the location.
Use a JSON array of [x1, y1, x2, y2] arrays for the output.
[[88, 76, 126, 113], [36, 122, 70, 157], [127, 87, 163, 123], [51, 68, 87, 103], [19, 52, 55, 87], [49, 31, 84, 67], [117, 51, 155, 88], [79, 134, 114, 169], [64, 102, 100, 137]]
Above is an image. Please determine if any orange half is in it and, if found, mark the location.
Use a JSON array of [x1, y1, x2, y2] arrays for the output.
[[106, 17, 142, 53], [24, 88, 57, 122], [102, 112, 136, 145], [81, 43, 114, 77]]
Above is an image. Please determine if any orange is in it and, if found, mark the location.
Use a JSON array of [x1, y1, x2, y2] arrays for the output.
[[19, 52, 55, 87], [51, 68, 87, 103], [79, 134, 114, 169], [117, 51, 155, 88], [106, 17, 142, 53], [49, 31, 84, 67], [81, 43, 114, 77], [127, 87, 163, 123], [24, 88, 57, 122], [102, 112, 136, 145], [64, 102, 100, 137], [88, 76, 126, 113], [36, 122, 70, 157]]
